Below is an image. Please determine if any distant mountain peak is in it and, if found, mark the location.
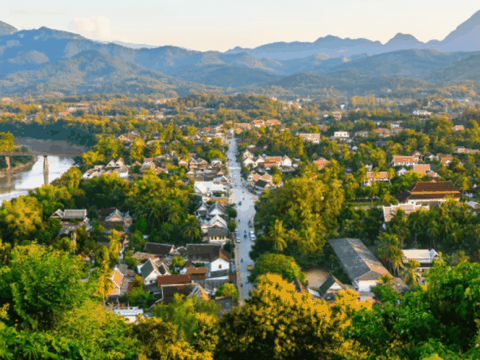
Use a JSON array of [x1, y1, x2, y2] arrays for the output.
[[385, 33, 421, 46], [443, 9, 480, 41], [0, 20, 18, 36]]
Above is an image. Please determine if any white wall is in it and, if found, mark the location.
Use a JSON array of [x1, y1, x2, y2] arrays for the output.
[[210, 258, 230, 272]]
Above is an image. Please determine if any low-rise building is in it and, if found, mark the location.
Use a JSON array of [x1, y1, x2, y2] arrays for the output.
[[392, 155, 418, 167], [298, 133, 321, 144], [402, 249, 440, 272], [395, 182, 460, 205], [329, 238, 391, 292]]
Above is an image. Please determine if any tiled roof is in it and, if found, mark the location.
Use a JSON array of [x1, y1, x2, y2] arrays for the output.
[[413, 164, 431, 174], [329, 238, 390, 282], [186, 244, 224, 262], [140, 259, 157, 279], [157, 274, 192, 286], [366, 171, 389, 180], [144, 242, 175, 256], [207, 227, 229, 238], [392, 155, 417, 163], [161, 284, 196, 304]]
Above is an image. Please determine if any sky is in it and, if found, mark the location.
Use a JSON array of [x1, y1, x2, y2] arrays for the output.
[[2, 0, 480, 51]]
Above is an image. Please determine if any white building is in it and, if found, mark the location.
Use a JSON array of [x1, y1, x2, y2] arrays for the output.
[[329, 238, 391, 292]]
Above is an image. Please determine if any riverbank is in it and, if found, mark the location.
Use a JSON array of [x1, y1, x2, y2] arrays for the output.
[[0, 157, 37, 175]]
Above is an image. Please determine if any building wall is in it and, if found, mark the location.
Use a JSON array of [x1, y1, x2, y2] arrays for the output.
[[210, 258, 230, 272]]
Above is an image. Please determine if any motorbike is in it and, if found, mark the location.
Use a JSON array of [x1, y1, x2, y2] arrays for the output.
[[241, 258, 243, 263]]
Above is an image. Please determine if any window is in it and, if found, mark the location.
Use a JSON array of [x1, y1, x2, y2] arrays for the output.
[[219, 264, 222, 269]]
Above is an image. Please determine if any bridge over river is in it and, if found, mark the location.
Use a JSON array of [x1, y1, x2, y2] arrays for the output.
[[0, 151, 85, 171]]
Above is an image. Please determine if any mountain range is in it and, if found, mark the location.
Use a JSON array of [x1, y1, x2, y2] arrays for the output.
[[1, 10, 480, 97]]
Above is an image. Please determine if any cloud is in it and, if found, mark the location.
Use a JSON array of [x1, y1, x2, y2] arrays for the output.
[[69, 16, 112, 40]]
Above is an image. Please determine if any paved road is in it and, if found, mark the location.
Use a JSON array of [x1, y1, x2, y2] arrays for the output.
[[227, 137, 255, 304]]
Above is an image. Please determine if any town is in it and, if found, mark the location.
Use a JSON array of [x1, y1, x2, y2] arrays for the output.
[[0, 93, 480, 359]]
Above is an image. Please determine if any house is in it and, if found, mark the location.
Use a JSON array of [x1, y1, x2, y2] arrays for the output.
[[395, 182, 460, 205], [98, 208, 133, 231], [333, 131, 349, 139], [51, 209, 91, 235], [299, 133, 320, 144], [382, 204, 429, 222], [396, 167, 408, 176], [413, 110, 432, 116], [113, 307, 144, 324], [206, 227, 229, 243], [143, 243, 179, 257], [281, 155, 292, 167], [329, 238, 391, 292], [318, 275, 353, 302], [210, 158, 223, 166], [194, 181, 226, 197], [264, 156, 282, 167], [438, 154, 454, 166], [266, 119, 281, 127], [51, 209, 88, 222], [137, 258, 170, 285], [313, 157, 330, 171], [413, 164, 431, 176], [107, 266, 125, 299], [243, 150, 254, 159], [208, 215, 228, 229], [363, 171, 390, 186], [252, 119, 265, 128], [157, 274, 192, 287], [158, 283, 209, 305], [453, 125, 465, 131], [186, 244, 231, 276], [392, 155, 418, 167], [402, 249, 440, 271], [355, 131, 369, 138], [255, 179, 272, 192]]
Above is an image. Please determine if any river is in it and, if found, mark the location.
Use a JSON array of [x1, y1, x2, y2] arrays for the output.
[[0, 137, 86, 203]]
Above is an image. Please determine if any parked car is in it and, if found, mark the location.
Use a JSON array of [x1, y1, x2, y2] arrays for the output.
[[247, 265, 253, 271]]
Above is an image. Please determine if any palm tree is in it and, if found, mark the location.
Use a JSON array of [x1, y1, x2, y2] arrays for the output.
[[376, 233, 404, 276], [401, 259, 421, 287], [427, 220, 439, 249], [378, 273, 393, 286], [182, 215, 202, 243], [268, 219, 287, 253]]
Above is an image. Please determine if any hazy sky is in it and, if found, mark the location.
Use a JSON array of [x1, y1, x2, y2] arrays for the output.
[[2, 0, 480, 51]]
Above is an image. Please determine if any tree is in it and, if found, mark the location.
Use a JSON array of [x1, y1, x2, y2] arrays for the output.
[[228, 220, 236, 232], [267, 219, 287, 252], [130, 136, 146, 162], [228, 206, 237, 219], [171, 256, 186, 269], [248, 253, 305, 283], [401, 259, 421, 287], [0, 245, 90, 331], [0, 196, 45, 244], [129, 317, 211, 360], [153, 294, 219, 354], [216, 274, 359, 360], [376, 233, 404, 276], [107, 229, 122, 266], [29, 184, 73, 219], [182, 215, 202, 243], [215, 283, 239, 302], [272, 173, 282, 185]]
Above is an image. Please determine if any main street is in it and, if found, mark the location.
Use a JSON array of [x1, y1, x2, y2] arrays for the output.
[[227, 137, 255, 305]]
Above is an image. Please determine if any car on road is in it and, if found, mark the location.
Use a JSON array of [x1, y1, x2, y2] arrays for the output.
[[238, 201, 242, 205], [247, 265, 253, 271], [235, 236, 240, 243]]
